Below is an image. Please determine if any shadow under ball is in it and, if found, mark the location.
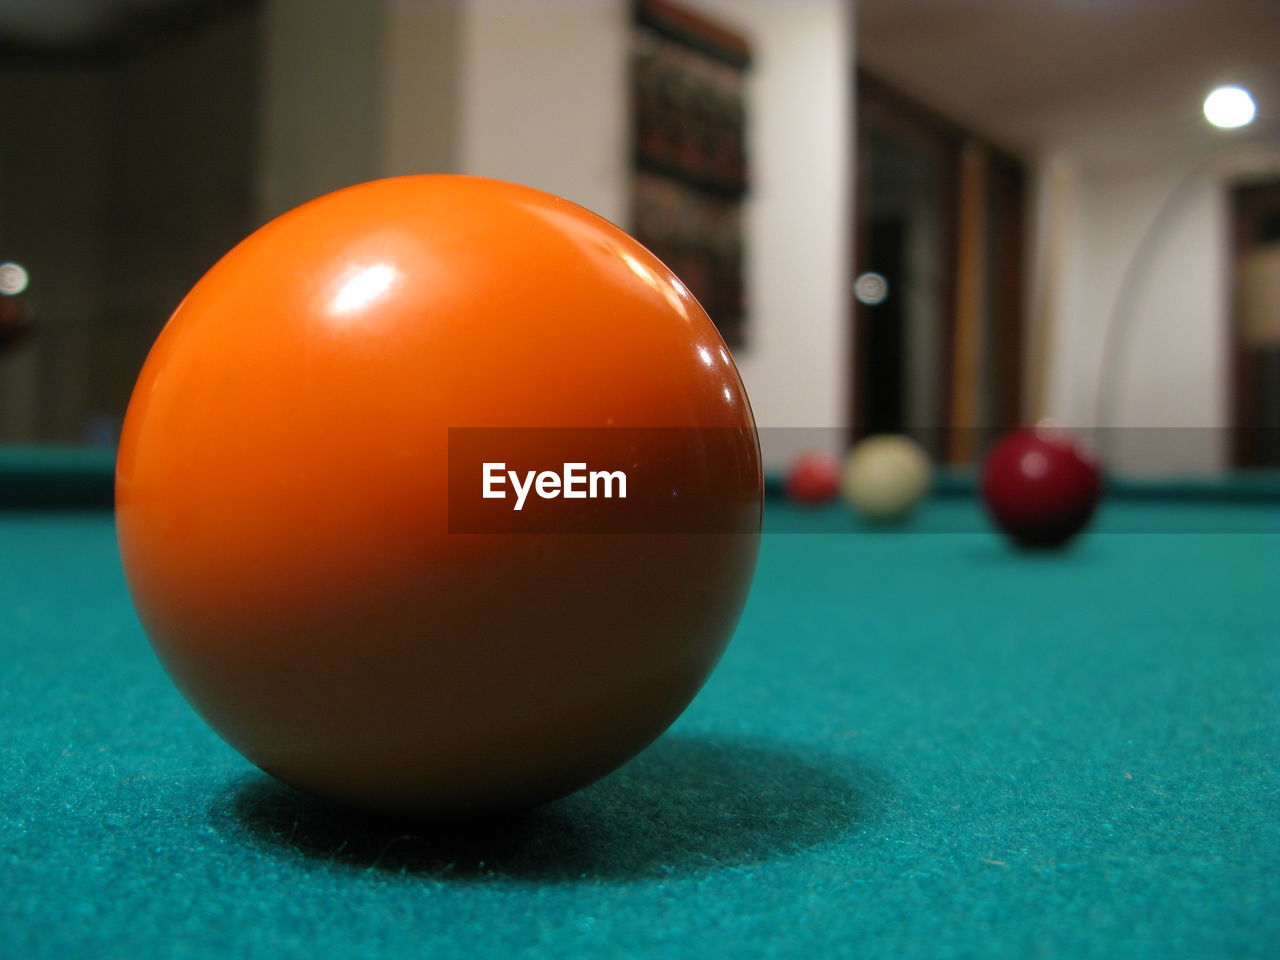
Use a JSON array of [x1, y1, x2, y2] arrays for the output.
[[116, 176, 762, 818]]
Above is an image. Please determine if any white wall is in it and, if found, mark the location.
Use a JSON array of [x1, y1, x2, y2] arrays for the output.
[[261, 0, 854, 469], [1037, 145, 1280, 472], [656, 0, 855, 466], [458, 0, 630, 223], [409, 0, 855, 466]]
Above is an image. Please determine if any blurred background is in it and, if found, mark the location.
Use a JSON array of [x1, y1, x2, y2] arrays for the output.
[[0, 0, 1277, 473]]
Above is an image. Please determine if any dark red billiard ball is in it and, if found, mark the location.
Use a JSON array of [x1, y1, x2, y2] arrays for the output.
[[786, 451, 841, 505], [981, 426, 1101, 549]]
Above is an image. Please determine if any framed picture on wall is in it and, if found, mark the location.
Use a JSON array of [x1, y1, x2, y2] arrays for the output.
[[630, 0, 751, 348]]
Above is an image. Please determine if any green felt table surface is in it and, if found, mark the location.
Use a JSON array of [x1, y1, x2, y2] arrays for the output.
[[1, 458, 1277, 959]]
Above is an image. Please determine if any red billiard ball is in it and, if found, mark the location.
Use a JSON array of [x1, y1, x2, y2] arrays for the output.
[[786, 451, 841, 505], [116, 176, 762, 818], [981, 426, 1101, 548]]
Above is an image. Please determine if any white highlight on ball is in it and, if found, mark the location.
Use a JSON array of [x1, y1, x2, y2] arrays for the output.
[[330, 263, 399, 315]]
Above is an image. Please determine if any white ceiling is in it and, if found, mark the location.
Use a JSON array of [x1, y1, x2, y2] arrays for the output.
[[856, 0, 1280, 170]]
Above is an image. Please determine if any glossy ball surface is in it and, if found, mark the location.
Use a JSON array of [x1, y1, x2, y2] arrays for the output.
[[981, 427, 1101, 549], [116, 176, 762, 817], [841, 434, 932, 523], [785, 451, 841, 505]]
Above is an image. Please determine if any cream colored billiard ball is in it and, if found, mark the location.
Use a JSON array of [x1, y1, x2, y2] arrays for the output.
[[842, 435, 932, 523]]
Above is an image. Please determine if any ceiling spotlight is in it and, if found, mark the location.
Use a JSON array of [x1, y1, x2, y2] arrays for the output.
[[1203, 86, 1256, 129]]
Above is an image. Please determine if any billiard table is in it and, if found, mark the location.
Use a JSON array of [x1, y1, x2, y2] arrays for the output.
[[2, 448, 1277, 959]]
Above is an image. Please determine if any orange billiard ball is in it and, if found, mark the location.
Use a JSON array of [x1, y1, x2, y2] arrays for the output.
[[117, 176, 762, 818]]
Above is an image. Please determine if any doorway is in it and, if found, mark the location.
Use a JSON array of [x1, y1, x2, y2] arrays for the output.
[[852, 71, 1027, 463], [1232, 179, 1280, 468]]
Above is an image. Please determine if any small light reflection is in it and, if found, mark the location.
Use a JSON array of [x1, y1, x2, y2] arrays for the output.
[[619, 249, 690, 320], [722, 385, 735, 405], [1034, 418, 1062, 442], [1021, 450, 1049, 479], [696, 345, 715, 368], [620, 251, 657, 288], [330, 263, 398, 316], [854, 272, 888, 305], [0, 262, 29, 296]]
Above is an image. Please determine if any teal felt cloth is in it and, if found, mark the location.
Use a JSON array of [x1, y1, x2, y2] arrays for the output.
[[2, 500, 1277, 959]]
